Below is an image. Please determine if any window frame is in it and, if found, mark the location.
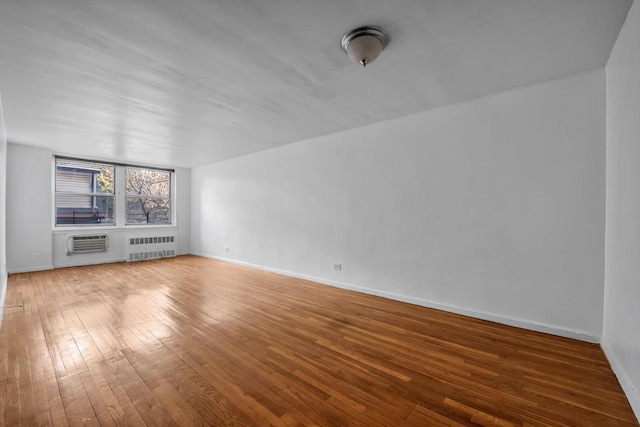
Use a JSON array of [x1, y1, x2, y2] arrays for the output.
[[53, 156, 176, 230]]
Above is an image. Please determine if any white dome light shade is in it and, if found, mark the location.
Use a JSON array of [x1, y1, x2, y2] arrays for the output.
[[341, 26, 389, 67]]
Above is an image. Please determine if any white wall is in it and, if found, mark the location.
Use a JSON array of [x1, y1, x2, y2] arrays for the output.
[[6, 144, 53, 272], [6, 143, 191, 272], [0, 94, 7, 320], [604, 0, 640, 419], [192, 70, 606, 340]]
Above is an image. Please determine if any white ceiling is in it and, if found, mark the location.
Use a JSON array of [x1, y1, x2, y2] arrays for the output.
[[0, 0, 633, 168]]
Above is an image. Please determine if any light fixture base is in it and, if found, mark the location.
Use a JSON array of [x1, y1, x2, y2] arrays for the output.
[[341, 26, 389, 67]]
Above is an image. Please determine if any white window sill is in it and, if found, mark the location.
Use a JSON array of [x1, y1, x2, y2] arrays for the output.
[[52, 224, 177, 234]]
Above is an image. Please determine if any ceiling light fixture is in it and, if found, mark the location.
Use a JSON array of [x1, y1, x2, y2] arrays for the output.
[[341, 26, 389, 68]]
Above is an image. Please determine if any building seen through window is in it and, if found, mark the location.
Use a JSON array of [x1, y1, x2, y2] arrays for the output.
[[55, 158, 115, 225]]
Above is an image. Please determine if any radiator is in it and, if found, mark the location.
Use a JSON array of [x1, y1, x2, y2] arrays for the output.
[[126, 234, 176, 262], [67, 234, 109, 255]]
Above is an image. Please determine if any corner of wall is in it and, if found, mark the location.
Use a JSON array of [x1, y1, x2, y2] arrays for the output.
[[177, 167, 191, 255], [0, 90, 7, 324], [601, 338, 640, 422], [0, 273, 6, 324], [603, 0, 640, 422]]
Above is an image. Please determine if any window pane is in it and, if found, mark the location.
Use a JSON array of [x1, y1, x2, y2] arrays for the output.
[[126, 197, 171, 225], [56, 195, 115, 225], [56, 159, 114, 194], [55, 158, 116, 227], [126, 168, 170, 197]]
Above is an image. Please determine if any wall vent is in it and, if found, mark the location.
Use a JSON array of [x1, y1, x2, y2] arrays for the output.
[[129, 250, 176, 261], [67, 234, 109, 255], [129, 236, 174, 245], [126, 234, 176, 262]]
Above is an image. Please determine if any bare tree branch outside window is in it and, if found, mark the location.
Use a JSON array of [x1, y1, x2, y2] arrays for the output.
[[126, 168, 171, 224]]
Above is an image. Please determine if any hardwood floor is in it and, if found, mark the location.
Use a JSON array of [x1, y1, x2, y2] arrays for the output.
[[0, 255, 636, 426]]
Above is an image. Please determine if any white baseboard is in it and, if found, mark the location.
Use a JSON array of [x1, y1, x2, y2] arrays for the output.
[[193, 253, 601, 343], [601, 339, 640, 423], [9, 255, 179, 273], [7, 264, 54, 274], [53, 258, 125, 269]]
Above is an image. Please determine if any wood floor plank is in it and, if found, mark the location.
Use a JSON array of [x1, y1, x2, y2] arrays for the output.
[[0, 255, 637, 426]]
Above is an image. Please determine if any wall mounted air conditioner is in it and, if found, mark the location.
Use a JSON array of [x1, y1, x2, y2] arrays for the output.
[[66, 234, 109, 255]]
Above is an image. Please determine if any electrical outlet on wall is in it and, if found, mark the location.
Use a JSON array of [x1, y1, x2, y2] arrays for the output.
[[333, 264, 342, 270], [225, 247, 230, 252]]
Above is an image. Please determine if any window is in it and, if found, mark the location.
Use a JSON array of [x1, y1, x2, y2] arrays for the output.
[[126, 167, 171, 225], [55, 158, 115, 226], [55, 157, 174, 228]]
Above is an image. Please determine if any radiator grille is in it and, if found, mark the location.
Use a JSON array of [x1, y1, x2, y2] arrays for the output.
[[129, 250, 176, 261], [129, 236, 174, 245], [126, 235, 176, 262], [69, 234, 109, 254]]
